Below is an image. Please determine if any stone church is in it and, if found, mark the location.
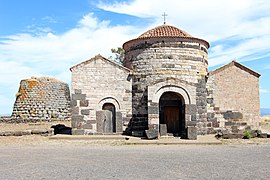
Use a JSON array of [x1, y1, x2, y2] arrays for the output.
[[70, 24, 261, 138]]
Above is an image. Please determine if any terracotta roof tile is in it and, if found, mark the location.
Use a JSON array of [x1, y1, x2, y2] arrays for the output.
[[123, 24, 210, 49], [138, 25, 192, 39]]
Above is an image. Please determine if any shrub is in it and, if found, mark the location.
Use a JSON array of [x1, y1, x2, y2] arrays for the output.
[[243, 129, 252, 139]]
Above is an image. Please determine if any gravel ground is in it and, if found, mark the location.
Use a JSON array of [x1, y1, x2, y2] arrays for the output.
[[0, 140, 269, 180], [0, 121, 71, 132], [0, 122, 270, 180]]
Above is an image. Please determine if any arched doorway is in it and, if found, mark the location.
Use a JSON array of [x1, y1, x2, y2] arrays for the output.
[[102, 103, 116, 133], [159, 92, 185, 136]]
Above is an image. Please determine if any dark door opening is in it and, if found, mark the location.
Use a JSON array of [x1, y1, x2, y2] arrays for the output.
[[159, 92, 185, 136], [102, 103, 116, 133]]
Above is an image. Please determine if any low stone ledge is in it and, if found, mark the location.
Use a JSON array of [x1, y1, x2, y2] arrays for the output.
[[31, 129, 49, 135], [258, 133, 268, 138], [14, 131, 23, 136], [222, 133, 244, 139], [22, 130, 32, 135], [215, 129, 270, 139], [72, 129, 85, 135], [0, 116, 71, 123], [0, 129, 52, 136], [2, 131, 14, 136]]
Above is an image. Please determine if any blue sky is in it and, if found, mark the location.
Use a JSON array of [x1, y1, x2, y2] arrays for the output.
[[0, 0, 270, 115]]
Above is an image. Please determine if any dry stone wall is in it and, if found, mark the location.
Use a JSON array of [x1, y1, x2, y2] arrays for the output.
[[12, 77, 71, 121]]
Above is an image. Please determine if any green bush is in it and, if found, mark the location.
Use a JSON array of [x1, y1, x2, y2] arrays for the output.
[[243, 129, 252, 139]]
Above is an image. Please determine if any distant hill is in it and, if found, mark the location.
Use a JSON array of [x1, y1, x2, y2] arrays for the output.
[[261, 108, 270, 116]]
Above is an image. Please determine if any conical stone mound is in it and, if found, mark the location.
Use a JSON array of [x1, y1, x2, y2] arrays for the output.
[[12, 77, 71, 121]]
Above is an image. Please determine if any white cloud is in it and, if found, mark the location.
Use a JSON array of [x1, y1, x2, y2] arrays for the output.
[[98, 0, 255, 39], [0, 12, 138, 115], [1, 0, 270, 114], [0, 61, 41, 85], [98, 0, 270, 67], [79, 13, 99, 28]]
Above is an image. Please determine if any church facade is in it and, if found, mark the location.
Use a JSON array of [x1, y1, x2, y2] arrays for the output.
[[70, 24, 261, 138]]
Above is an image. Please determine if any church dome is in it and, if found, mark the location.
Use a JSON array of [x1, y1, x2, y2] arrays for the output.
[[138, 25, 192, 39], [123, 24, 209, 50]]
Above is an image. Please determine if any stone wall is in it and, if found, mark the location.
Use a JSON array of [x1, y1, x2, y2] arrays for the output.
[[207, 61, 261, 128], [12, 77, 71, 121], [124, 38, 209, 135], [70, 55, 132, 134]]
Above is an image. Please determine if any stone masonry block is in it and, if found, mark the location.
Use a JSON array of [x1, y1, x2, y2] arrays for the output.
[[80, 100, 89, 107], [145, 129, 158, 140], [148, 124, 159, 130], [186, 126, 197, 140], [185, 104, 197, 115], [116, 111, 123, 133], [132, 131, 145, 137], [72, 94, 86, 101], [223, 111, 243, 120], [72, 129, 85, 135], [186, 121, 197, 126], [82, 123, 92, 129], [70, 100, 77, 108], [72, 107, 79, 115], [148, 106, 159, 114], [183, 113, 191, 121], [71, 115, 84, 121], [96, 111, 105, 133], [81, 109, 90, 115], [75, 89, 82, 94], [191, 114, 197, 121], [160, 124, 167, 136], [71, 115, 84, 128]]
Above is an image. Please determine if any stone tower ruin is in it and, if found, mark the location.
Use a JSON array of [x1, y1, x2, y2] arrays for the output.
[[12, 77, 71, 121]]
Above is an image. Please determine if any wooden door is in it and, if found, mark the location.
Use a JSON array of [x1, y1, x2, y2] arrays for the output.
[[102, 103, 116, 133], [164, 106, 179, 133]]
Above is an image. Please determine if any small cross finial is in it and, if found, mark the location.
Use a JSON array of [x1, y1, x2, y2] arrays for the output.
[[162, 12, 168, 24]]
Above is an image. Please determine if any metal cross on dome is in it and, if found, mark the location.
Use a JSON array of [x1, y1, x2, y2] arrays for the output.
[[162, 12, 168, 24]]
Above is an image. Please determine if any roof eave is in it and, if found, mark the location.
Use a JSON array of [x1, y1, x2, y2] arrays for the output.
[[123, 36, 210, 50], [70, 54, 131, 72], [209, 61, 261, 78]]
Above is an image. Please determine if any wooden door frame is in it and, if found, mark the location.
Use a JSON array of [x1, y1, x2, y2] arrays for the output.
[[159, 92, 185, 136]]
